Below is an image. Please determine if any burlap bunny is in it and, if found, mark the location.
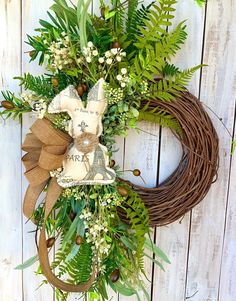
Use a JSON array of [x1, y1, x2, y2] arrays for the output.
[[48, 78, 116, 187]]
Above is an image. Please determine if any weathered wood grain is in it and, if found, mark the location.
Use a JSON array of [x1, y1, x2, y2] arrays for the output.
[[218, 123, 236, 301], [21, 1, 54, 300], [186, 0, 236, 300], [0, 1, 23, 301], [152, 1, 205, 300]]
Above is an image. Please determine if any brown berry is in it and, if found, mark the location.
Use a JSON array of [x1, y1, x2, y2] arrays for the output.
[[133, 169, 141, 177], [46, 237, 56, 248], [112, 41, 121, 49], [117, 186, 128, 197], [51, 77, 59, 87], [1, 100, 15, 110], [110, 269, 120, 283], [75, 235, 83, 245], [76, 85, 84, 97], [82, 83, 88, 92], [69, 211, 76, 221], [100, 7, 105, 18], [29, 50, 36, 57], [110, 160, 115, 168]]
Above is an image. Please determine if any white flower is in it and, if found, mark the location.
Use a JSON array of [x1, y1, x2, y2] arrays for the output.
[[92, 50, 98, 56], [121, 52, 126, 57], [98, 57, 104, 64], [121, 82, 126, 88], [106, 58, 112, 65], [111, 48, 118, 55], [121, 68, 127, 75], [116, 56, 122, 62], [87, 41, 93, 48], [105, 51, 111, 58], [116, 74, 122, 81], [86, 56, 92, 63]]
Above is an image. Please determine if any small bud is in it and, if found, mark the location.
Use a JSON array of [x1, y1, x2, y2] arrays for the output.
[[75, 235, 83, 245], [112, 41, 121, 49], [117, 186, 128, 197], [110, 160, 115, 168], [29, 50, 36, 58], [69, 211, 76, 221], [82, 83, 88, 92], [51, 77, 59, 87], [100, 7, 105, 18], [46, 237, 56, 248], [1, 100, 15, 110], [110, 269, 120, 283], [76, 85, 84, 97], [133, 169, 141, 177]]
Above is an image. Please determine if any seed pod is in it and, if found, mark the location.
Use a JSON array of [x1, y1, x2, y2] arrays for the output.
[[110, 269, 120, 283], [76, 85, 84, 97], [110, 160, 115, 168], [82, 83, 88, 92], [29, 50, 36, 58], [112, 41, 121, 49], [117, 186, 128, 197], [75, 235, 83, 245], [69, 211, 76, 221], [100, 7, 105, 18], [133, 169, 141, 177], [46, 237, 56, 248], [51, 77, 59, 87], [1, 100, 15, 110]]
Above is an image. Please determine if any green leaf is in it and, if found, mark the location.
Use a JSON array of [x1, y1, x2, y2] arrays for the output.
[[15, 255, 38, 270], [145, 237, 170, 264], [114, 281, 136, 296], [120, 236, 136, 251]]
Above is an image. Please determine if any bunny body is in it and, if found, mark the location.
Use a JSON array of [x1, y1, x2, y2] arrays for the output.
[[48, 78, 116, 187]]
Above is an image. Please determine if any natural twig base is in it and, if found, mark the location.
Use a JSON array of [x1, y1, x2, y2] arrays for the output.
[[120, 91, 219, 227]]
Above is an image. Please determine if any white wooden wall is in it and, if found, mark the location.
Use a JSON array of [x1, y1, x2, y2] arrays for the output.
[[0, 1, 236, 300]]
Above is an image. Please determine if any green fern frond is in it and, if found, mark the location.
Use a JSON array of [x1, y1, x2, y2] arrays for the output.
[[134, 0, 177, 50], [162, 63, 180, 76], [122, 186, 150, 272], [67, 243, 93, 284], [138, 110, 182, 134]]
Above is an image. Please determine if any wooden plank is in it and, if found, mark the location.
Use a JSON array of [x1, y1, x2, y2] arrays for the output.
[[152, 1, 205, 300], [186, 1, 236, 300], [0, 1, 23, 301], [218, 123, 236, 301], [21, 1, 54, 300], [120, 121, 160, 301]]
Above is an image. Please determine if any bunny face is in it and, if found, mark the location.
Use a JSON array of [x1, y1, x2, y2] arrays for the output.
[[48, 78, 116, 187]]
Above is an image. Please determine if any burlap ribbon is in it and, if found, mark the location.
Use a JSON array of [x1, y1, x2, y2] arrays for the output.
[[22, 118, 96, 292]]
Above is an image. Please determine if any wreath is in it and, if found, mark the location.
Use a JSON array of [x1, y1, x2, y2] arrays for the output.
[[1, 0, 220, 300]]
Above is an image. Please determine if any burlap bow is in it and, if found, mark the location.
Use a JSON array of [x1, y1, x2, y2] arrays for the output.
[[22, 118, 96, 292]]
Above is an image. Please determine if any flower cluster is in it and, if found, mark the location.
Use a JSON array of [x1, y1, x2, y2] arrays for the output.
[[80, 208, 111, 266], [116, 68, 129, 88], [82, 41, 99, 63], [62, 186, 86, 201], [48, 33, 73, 70], [98, 48, 126, 65], [104, 84, 124, 105], [99, 191, 124, 206]]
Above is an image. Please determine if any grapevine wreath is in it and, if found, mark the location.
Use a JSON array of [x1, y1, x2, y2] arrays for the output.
[[0, 0, 219, 300]]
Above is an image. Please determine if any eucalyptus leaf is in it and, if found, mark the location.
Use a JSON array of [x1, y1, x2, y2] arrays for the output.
[[15, 255, 38, 270], [145, 237, 170, 264]]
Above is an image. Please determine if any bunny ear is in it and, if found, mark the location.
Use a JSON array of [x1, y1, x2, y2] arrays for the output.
[[48, 85, 84, 117], [86, 78, 107, 114]]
